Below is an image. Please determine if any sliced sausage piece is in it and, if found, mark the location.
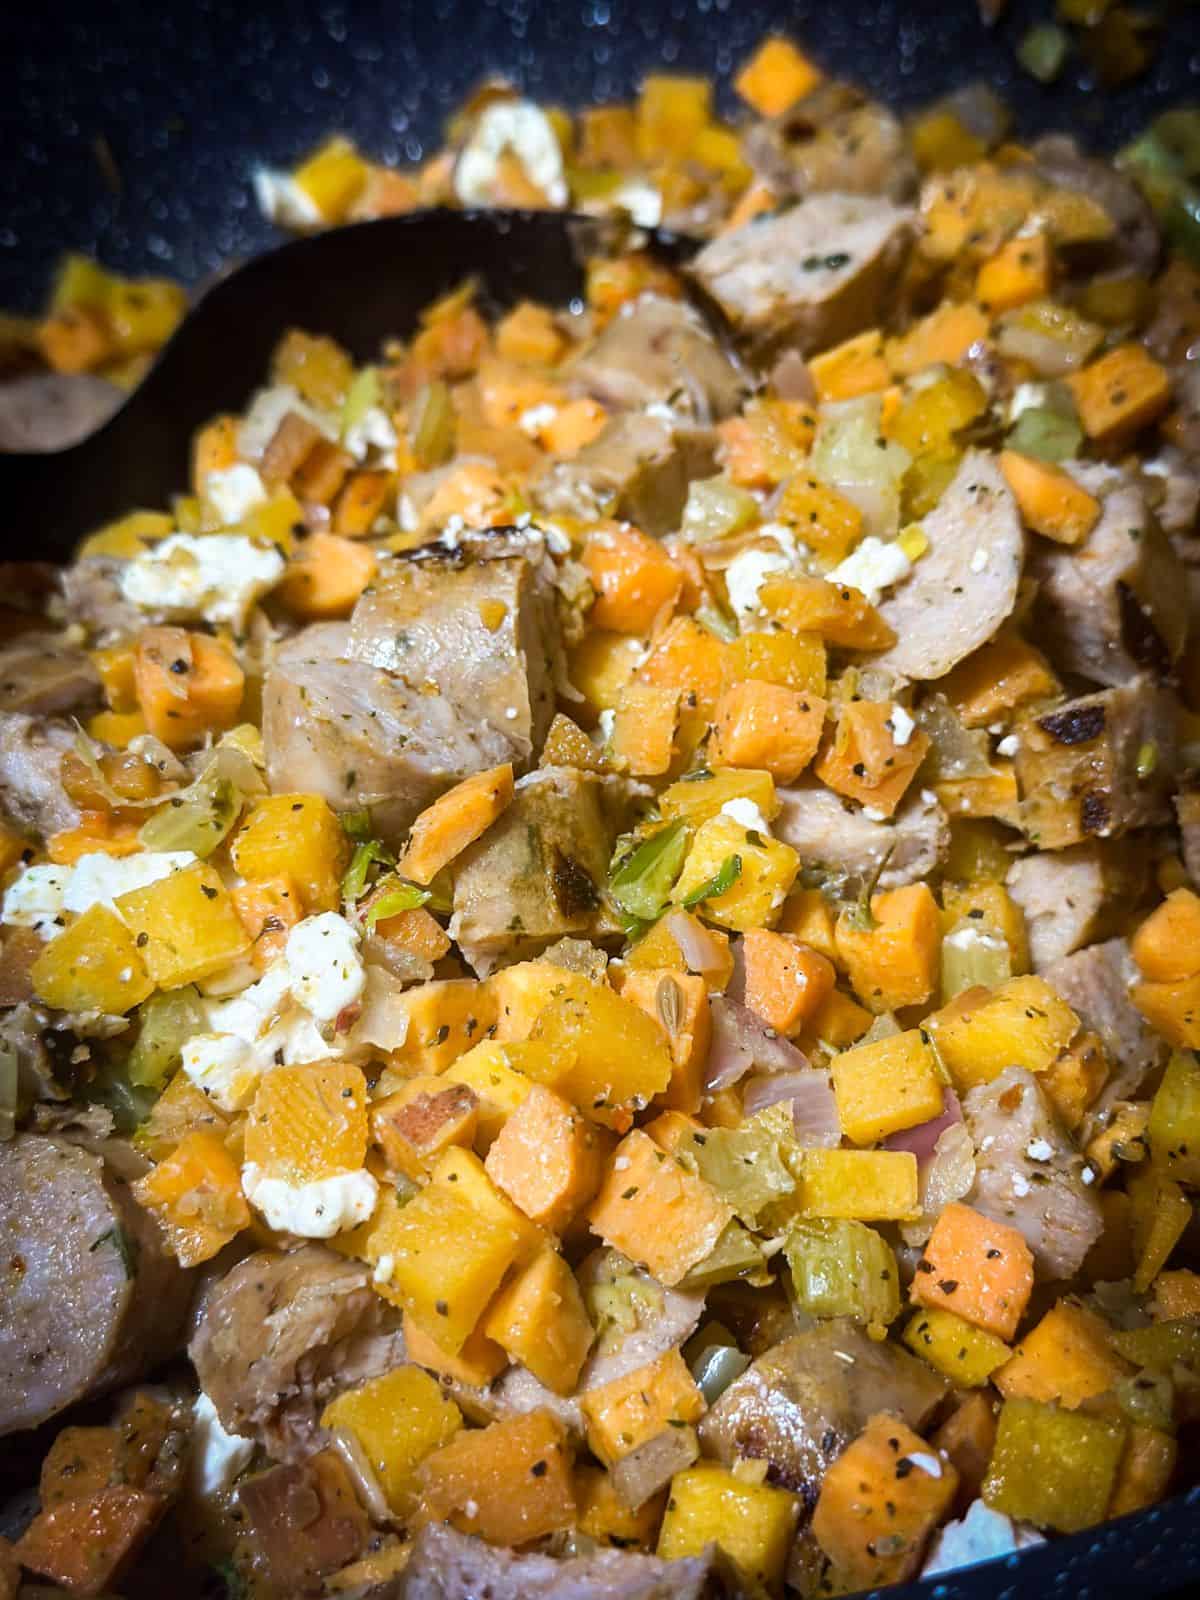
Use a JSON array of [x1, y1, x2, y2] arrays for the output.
[[774, 783, 948, 895], [58, 556, 144, 644], [0, 1134, 194, 1435], [688, 191, 915, 361], [535, 413, 717, 537], [699, 1321, 945, 1512], [1044, 938, 1167, 1112], [1014, 678, 1178, 849], [567, 294, 746, 421], [403, 1522, 730, 1600], [743, 89, 916, 205], [963, 1067, 1103, 1281], [189, 1245, 406, 1458], [0, 713, 80, 844], [1031, 135, 1160, 278], [1031, 465, 1189, 687], [449, 767, 633, 973], [0, 635, 100, 717], [1006, 842, 1146, 972], [874, 452, 1023, 681], [0, 373, 122, 452]]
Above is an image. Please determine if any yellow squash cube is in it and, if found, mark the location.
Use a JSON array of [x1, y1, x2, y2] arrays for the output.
[[230, 793, 349, 913], [925, 974, 1079, 1091], [482, 1248, 595, 1395], [831, 1029, 945, 1145], [658, 1463, 797, 1593], [387, 978, 500, 1076], [671, 812, 798, 933], [793, 1148, 919, 1221], [430, 1147, 546, 1267], [529, 980, 673, 1129], [580, 1349, 705, 1467], [321, 1366, 461, 1518], [903, 1307, 1011, 1387], [404, 1315, 508, 1388], [658, 767, 778, 829], [114, 863, 250, 988], [32, 903, 154, 1014]]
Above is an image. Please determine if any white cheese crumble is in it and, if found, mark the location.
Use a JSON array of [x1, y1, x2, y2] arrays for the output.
[[2, 851, 196, 940], [120, 533, 285, 628], [343, 405, 398, 463], [190, 1393, 254, 1499], [828, 536, 912, 605], [922, 1499, 1044, 1578], [285, 912, 365, 1023], [252, 167, 322, 229], [242, 1164, 378, 1238], [1012, 1173, 1031, 1197], [724, 547, 792, 621], [455, 101, 568, 209], [944, 924, 1007, 954], [1008, 382, 1049, 424], [1024, 1137, 1054, 1162], [996, 733, 1020, 758], [205, 463, 268, 526], [373, 1253, 396, 1287], [1, 864, 70, 937], [519, 402, 559, 437], [969, 546, 990, 574], [889, 706, 916, 747], [720, 797, 772, 835], [907, 1451, 943, 1479], [612, 180, 662, 228]]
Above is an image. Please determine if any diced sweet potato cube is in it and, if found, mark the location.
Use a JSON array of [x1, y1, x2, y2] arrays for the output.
[[245, 1060, 368, 1182], [495, 300, 568, 366], [277, 531, 376, 619], [911, 1202, 1034, 1342], [1131, 887, 1200, 982], [588, 1129, 732, 1285], [759, 576, 896, 650], [482, 1248, 595, 1394], [618, 968, 711, 1113], [741, 929, 835, 1037], [400, 764, 514, 884], [231, 875, 303, 970], [403, 1315, 508, 1388], [932, 1392, 997, 1509], [995, 1300, 1130, 1409], [485, 1084, 611, 1233], [417, 1411, 576, 1545], [443, 1040, 539, 1150], [735, 36, 822, 116], [1068, 343, 1171, 444], [999, 450, 1101, 546], [722, 628, 827, 696], [321, 1366, 461, 1519], [584, 524, 683, 635], [712, 682, 827, 782], [976, 233, 1052, 313], [16, 1486, 165, 1597], [134, 626, 244, 750], [261, 410, 324, 485], [231, 793, 350, 914], [940, 631, 1059, 729], [815, 701, 930, 816], [609, 684, 680, 777], [291, 438, 355, 506], [133, 1130, 250, 1266], [580, 1349, 705, 1466], [333, 468, 393, 536], [1109, 1424, 1177, 1517], [372, 1078, 478, 1181], [835, 883, 942, 1012]]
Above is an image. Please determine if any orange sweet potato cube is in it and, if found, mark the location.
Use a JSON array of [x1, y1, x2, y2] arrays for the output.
[[911, 1202, 1034, 1342], [712, 682, 828, 782], [814, 700, 930, 815], [584, 524, 684, 635], [417, 1411, 576, 1546], [588, 1129, 731, 1285], [485, 1084, 611, 1232], [400, 763, 515, 884], [835, 883, 942, 1012], [617, 968, 711, 1114], [132, 1130, 250, 1267], [741, 929, 836, 1036]]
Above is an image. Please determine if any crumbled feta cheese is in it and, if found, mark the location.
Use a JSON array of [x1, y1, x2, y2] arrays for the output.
[[944, 924, 1007, 953], [1012, 1173, 1031, 1197], [205, 464, 268, 526], [996, 733, 1020, 758], [1008, 383, 1049, 424], [373, 1253, 396, 1286], [862, 806, 889, 822], [120, 533, 285, 628], [922, 1499, 1044, 1578], [182, 1032, 263, 1112], [285, 913, 365, 1023], [612, 180, 662, 228], [242, 1163, 378, 1238], [720, 797, 772, 835], [238, 384, 335, 461], [343, 405, 398, 463], [455, 101, 568, 208], [969, 546, 990, 574], [2, 851, 196, 940], [1081, 1162, 1097, 1185], [1024, 1136, 1054, 1162], [908, 1451, 943, 1479], [596, 709, 616, 743], [889, 706, 916, 747], [828, 536, 912, 605], [643, 401, 679, 423], [190, 1393, 254, 1498], [2, 864, 70, 936], [724, 547, 793, 620], [252, 167, 321, 228]]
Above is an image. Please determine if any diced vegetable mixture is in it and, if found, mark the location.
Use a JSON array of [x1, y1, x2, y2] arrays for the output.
[[3, 30, 1200, 1600]]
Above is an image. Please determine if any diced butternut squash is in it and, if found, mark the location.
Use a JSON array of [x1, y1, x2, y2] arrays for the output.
[[774, 475, 864, 567], [114, 863, 250, 988], [1132, 889, 1200, 982], [371, 1079, 478, 1181], [1131, 972, 1200, 1049], [618, 969, 711, 1113], [925, 974, 1080, 1091], [670, 811, 799, 934], [941, 880, 1030, 976], [803, 987, 874, 1050], [658, 1462, 797, 1593], [609, 684, 680, 777], [443, 1040, 540, 1150], [831, 1028, 946, 1145], [711, 682, 827, 783], [484, 1084, 611, 1232], [999, 451, 1101, 546], [417, 1411, 576, 1545], [903, 1308, 1011, 1388], [404, 1315, 508, 1388], [277, 531, 376, 619], [835, 884, 942, 1013], [1109, 1425, 1178, 1518], [333, 469, 393, 537], [584, 525, 683, 634], [810, 329, 891, 402], [776, 887, 839, 964], [1041, 1030, 1109, 1132], [911, 1202, 1034, 1342], [659, 767, 779, 829], [735, 36, 822, 116], [581, 1349, 705, 1467], [814, 701, 930, 816], [588, 1129, 732, 1285], [232, 875, 303, 970], [741, 930, 835, 1038], [636, 75, 712, 161], [886, 301, 990, 378], [495, 300, 568, 366], [134, 626, 244, 750], [567, 630, 644, 720], [995, 1300, 1130, 1409], [976, 232, 1052, 313], [321, 1366, 461, 1519], [231, 793, 350, 914], [717, 400, 815, 490], [577, 1464, 664, 1549], [246, 1060, 368, 1182], [132, 1130, 250, 1266], [793, 1148, 918, 1221], [399, 764, 513, 885], [759, 576, 896, 650], [722, 629, 827, 697], [483, 1248, 595, 1395], [1152, 1270, 1200, 1322], [32, 902, 154, 1013], [812, 1413, 958, 1589], [529, 979, 674, 1129], [982, 1397, 1126, 1534], [1068, 343, 1171, 444]]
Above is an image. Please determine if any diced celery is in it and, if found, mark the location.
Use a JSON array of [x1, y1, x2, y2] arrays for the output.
[[1147, 1052, 1200, 1186], [810, 395, 911, 538], [363, 877, 431, 930], [784, 1218, 900, 1331], [679, 1220, 770, 1289], [683, 1104, 797, 1225], [0, 1044, 16, 1141], [128, 987, 207, 1088], [680, 476, 759, 543], [609, 822, 691, 923], [341, 365, 382, 439], [1006, 403, 1083, 463], [342, 837, 394, 904], [1111, 1319, 1200, 1373], [690, 1340, 751, 1404], [941, 916, 1013, 1000], [1114, 1371, 1175, 1433], [983, 1396, 1126, 1533], [140, 774, 241, 857], [410, 381, 456, 468]]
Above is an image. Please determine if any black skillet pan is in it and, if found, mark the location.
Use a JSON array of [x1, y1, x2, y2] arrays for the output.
[[3, 2, 1200, 1595]]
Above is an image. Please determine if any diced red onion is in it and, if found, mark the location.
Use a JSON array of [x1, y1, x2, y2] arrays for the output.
[[883, 1087, 963, 1164], [665, 911, 730, 985], [706, 997, 808, 1090], [743, 1068, 841, 1148]]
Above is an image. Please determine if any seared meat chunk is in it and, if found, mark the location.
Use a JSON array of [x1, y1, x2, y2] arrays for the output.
[[0, 713, 81, 837], [774, 783, 948, 894], [0, 1134, 194, 1435], [238, 1452, 369, 1594], [689, 192, 915, 362], [449, 767, 633, 972], [963, 1067, 1103, 1280], [1032, 135, 1160, 278], [743, 84, 916, 205], [577, 1249, 706, 1393], [58, 556, 144, 644], [403, 1522, 734, 1600], [1031, 465, 1188, 687], [1014, 678, 1177, 848], [567, 294, 745, 421], [876, 452, 1023, 681], [1044, 938, 1167, 1109], [699, 1321, 945, 1510], [535, 412, 717, 537], [1007, 842, 1145, 971], [189, 1245, 406, 1457], [0, 372, 121, 451], [0, 634, 99, 717], [347, 535, 558, 768]]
